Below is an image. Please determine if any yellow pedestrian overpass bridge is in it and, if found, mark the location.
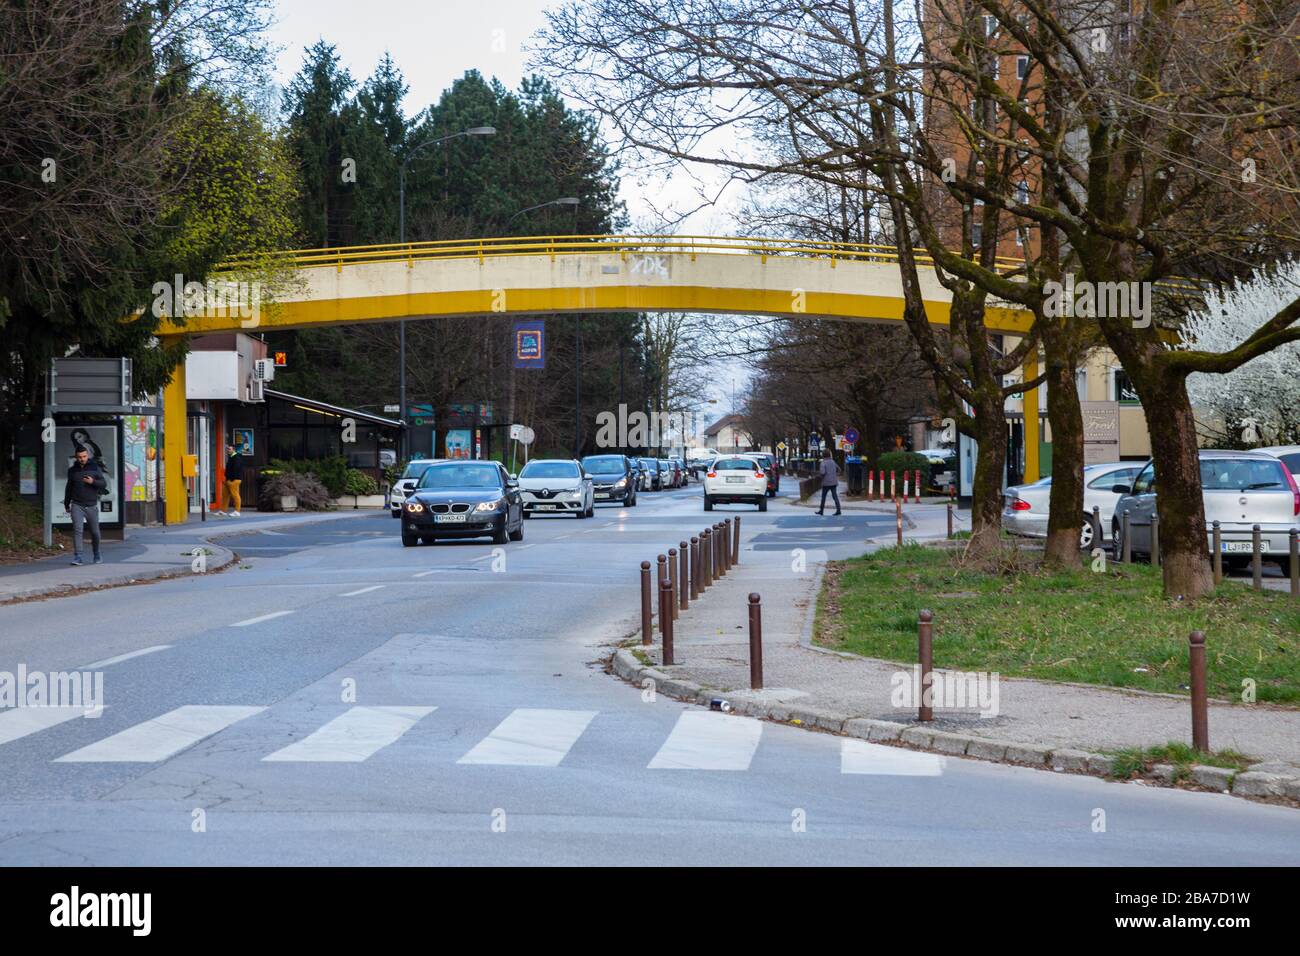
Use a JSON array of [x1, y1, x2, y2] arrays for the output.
[[159, 235, 1039, 523]]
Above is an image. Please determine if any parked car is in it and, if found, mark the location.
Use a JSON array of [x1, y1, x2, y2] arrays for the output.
[[580, 453, 638, 507], [751, 452, 780, 497], [1002, 461, 1144, 548], [389, 458, 445, 517], [1112, 450, 1300, 572], [517, 459, 595, 518], [915, 447, 957, 490], [703, 455, 768, 511], [659, 458, 681, 488], [1258, 445, 1300, 481], [636, 457, 661, 490], [400, 460, 522, 546], [670, 456, 689, 485]]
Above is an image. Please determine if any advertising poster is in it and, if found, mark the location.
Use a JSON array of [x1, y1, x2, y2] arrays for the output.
[[122, 415, 158, 503], [513, 320, 545, 369], [19, 457, 37, 494], [445, 429, 472, 459], [232, 428, 254, 457], [45, 424, 122, 527]]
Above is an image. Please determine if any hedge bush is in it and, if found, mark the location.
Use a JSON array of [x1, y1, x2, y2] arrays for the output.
[[258, 472, 335, 511], [266, 456, 350, 497], [873, 451, 932, 489], [343, 469, 379, 497]]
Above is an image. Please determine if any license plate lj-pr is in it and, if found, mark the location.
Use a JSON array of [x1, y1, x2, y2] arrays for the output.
[[1222, 541, 1268, 553]]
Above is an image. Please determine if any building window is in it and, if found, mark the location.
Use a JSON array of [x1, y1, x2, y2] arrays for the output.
[[1112, 369, 1140, 404], [1076, 368, 1088, 401], [1016, 181, 1030, 205], [1017, 55, 1030, 79], [971, 222, 983, 248]]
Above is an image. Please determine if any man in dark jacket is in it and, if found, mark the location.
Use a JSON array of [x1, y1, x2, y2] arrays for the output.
[[63, 447, 107, 565], [816, 447, 842, 516], [225, 443, 243, 516]]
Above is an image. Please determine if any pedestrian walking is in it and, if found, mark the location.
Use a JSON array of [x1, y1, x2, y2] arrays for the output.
[[63, 447, 107, 565], [225, 443, 243, 517], [816, 447, 842, 516]]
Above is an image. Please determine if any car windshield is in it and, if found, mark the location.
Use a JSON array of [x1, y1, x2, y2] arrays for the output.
[[581, 455, 624, 473], [640, 459, 657, 470], [1201, 458, 1288, 491], [520, 461, 580, 479], [417, 463, 501, 490], [401, 461, 435, 480], [714, 458, 757, 472]]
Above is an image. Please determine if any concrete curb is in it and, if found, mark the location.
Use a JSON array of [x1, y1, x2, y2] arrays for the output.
[[610, 646, 1300, 809]]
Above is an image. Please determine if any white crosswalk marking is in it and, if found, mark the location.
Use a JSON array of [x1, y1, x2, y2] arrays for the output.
[[840, 737, 945, 776], [458, 708, 597, 766], [83, 645, 171, 668], [231, 611, 293, 627], [263, 706, 434, 762], [648, 711, 763, 770], [54, 705, 265, 763], [339, 585, 385, 597], [0, 707, 97, 746]]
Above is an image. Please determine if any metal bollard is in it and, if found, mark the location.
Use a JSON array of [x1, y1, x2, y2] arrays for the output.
[[656, 554, 667, 627], [1188, 630, 1208, 752], [914, 469, 921, 504], [660, 578, 675, 666], [732, 516, 740, 566], [680, 541, 690, 610], [1291, 529, 1299, 598], [1091, 506, 1102, 554], [946, 502, 953, 539], [895, 497, 903, 547], [690, 536, 700, 600], [701, 530, 712, 589], [717, 523, 727, 577], [1252, 525, 1262, 591], [668, 548, 679, 621], [1121, 512, 1132, 563], [918, 609, 934, 722], [748, 593, 763, 690], [1212, 520, 1223, 584], [724, 519, 733, 571], [1151, 511, 1160, 568], [640, 561, 652, 646]]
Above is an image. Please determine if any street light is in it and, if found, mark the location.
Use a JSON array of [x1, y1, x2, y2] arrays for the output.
[[394, 126, 496, 459], [506, 196, 579, 228]]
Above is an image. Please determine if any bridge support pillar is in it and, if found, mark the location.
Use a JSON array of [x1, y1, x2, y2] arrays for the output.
[[163, 359, 188, 525], [1022, 351, 1040, 484]]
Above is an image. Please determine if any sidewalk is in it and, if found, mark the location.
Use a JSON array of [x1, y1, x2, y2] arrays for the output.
[[0, 509, 375, 604], [620, 506, 1300, 797]]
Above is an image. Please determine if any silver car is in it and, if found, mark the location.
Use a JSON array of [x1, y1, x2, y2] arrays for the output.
[[1112, 450, 1300, 572], [389, 458, 445, 517], [1258, 445, 1300, 481], [517, 459, 595, 518], [1002, 462, 1144, 548]]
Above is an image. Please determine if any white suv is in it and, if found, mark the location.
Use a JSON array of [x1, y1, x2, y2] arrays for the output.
[[517, 459, 595, 518], [703, 456, 768, 512]]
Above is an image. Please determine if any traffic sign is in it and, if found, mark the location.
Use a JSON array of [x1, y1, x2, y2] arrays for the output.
[[511, 425, 535, 445], [845, 427, 860, 444], [274, 351, 287, 367], [777, 441, 787, 451]]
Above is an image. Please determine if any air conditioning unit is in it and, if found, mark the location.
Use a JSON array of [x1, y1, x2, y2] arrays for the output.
[[247, 377, 265, 403], [253, 358, 276, 382]]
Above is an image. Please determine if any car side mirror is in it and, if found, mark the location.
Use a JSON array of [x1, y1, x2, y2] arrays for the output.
[[507, 477, 518, 487], [1111, 484, 1131, 495]]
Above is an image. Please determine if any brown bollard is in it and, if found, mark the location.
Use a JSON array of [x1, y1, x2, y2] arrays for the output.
[[701, 530, 712, 589], [1189, 630, 1208, 752], [660, 578, 675, 666], [656, 554, 667, 628], [895, 498, 904, 547], [732, 516, 741, 566], [1291, 529, 1299, 598], [668, 548, 679, 621], [1212, 520, 1223, 584], [748, 593, 763, 690], [1121, 513, 1132, 563], [679, 542, 689, 611], [1151, 512, 1160, 568], [1091, 506, 1102, 553], [715, 523, 726, 577], [723, 519, 733, 572], [690, 537, 700, 600], [1252, 524, 1262, 591], [918, 609, 934, 722], [640, 561, 653, 646], [946, 502, 953, 539]]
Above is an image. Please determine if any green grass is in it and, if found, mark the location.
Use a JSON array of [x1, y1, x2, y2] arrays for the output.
[[816, 543, 1300, 704], [1106, 743, 1253, 780]]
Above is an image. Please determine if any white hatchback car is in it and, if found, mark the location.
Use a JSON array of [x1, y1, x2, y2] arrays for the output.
[[517, 459, 594, 518], [703, 456, 768, 511], [1002, 461, 1144, 548]]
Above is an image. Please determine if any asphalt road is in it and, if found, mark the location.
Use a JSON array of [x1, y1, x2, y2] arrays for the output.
[[1, 485, 1297, 865]]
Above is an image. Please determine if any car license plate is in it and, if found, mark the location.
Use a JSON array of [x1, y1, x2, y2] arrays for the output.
[[595, 493, 609, 499], [434, 513, 466, 524], [726, 476, 744, 483], [537, 504, 557, 511], [1222, 541, 1267, 553]]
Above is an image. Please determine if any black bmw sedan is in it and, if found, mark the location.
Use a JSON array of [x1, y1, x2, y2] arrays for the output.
[[400, 460, 524, 546]]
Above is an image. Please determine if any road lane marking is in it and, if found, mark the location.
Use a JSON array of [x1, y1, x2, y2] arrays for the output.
[[83, 645, 172, 669], [263, 706, 435, 762], [0, 707, 98, 746], [55, 705, 265, 763], [339, 585, 385, 597], [840, 738, 945, 776], [230, 611, 294, 627], [648, 712, 763, 770], [458, 708, 597, 767]]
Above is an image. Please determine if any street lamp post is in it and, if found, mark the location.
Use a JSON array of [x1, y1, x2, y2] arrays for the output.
[[395, 126, 496, 459]]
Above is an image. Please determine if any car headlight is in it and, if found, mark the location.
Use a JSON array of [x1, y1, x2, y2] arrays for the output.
[[406, 503, 424, 513], [475, 498, 504, 512], [614, 477, 627, 488]]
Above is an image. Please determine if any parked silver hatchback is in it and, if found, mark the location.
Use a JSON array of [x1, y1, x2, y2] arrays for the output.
[[1112, 450, 1300, 573]]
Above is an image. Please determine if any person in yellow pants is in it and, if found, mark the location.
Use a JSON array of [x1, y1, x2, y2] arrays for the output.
[[225, 443, 243, 516]]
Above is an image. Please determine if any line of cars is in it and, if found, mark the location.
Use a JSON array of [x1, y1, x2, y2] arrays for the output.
[[1002, 445, 1300, 573]]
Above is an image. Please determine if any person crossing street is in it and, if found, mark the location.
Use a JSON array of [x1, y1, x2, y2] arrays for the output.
[[62, 447, 107, 565], [816, 447, 842, 516]]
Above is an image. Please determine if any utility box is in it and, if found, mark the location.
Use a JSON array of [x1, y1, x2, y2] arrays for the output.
[[182, 454, 198, 478]]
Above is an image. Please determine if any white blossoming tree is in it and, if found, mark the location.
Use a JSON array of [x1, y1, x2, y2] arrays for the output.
[[1183, 264, 1300, 447]]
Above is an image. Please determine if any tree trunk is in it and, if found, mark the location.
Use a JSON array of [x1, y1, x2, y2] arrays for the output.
[[967, 385, 1008, 555], [1041, 333, 1085, 568]]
